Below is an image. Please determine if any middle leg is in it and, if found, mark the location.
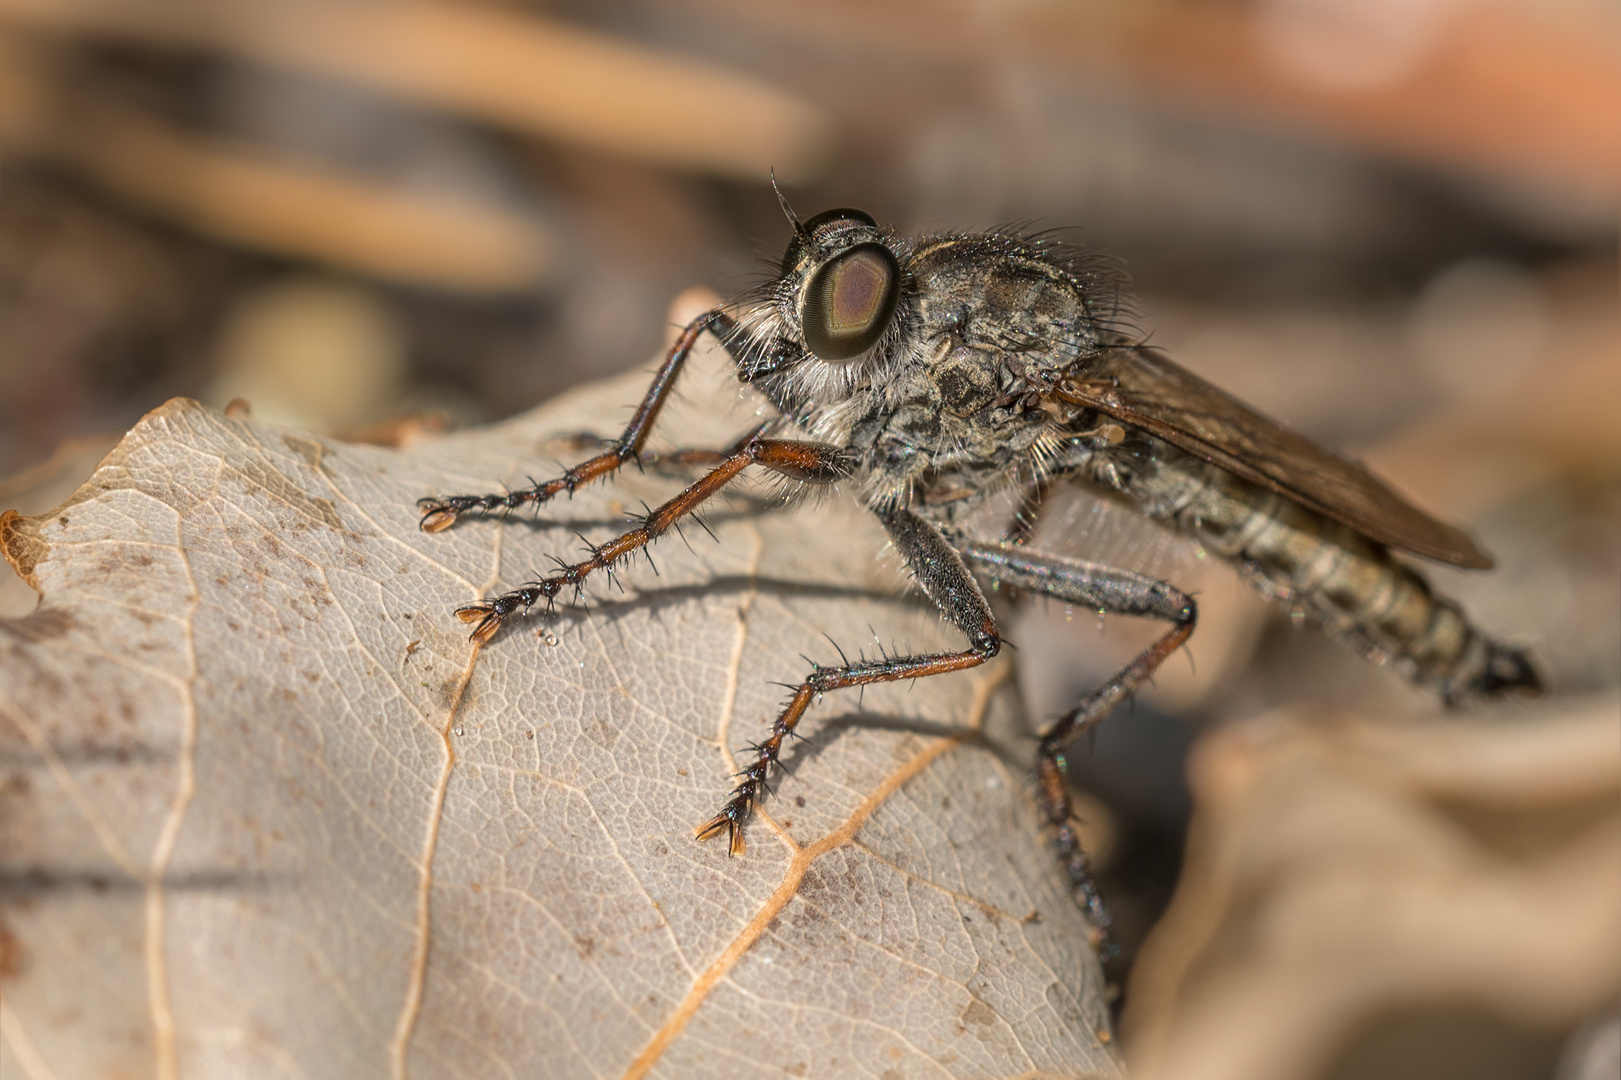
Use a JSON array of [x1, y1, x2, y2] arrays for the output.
[[696, 507, 1002, 856]]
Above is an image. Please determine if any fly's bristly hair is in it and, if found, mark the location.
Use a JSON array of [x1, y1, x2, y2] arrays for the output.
[[710, 209, 1534, 706], [422, 197, 1540, 937], [1014, 225, 1142, 336], [722, 221, 1141, 525], [731, 455, 848, 513], [724, 226, 921, 421]]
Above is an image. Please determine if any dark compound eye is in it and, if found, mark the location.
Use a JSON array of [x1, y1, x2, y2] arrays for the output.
[[779, 209, 878, 276], [781, 205, 881, 274], [801, 243, 900, 361], [803, 207, 877, 233]]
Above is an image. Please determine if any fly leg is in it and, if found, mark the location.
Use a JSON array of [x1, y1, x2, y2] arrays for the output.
[[452, 436, 852, 643], [417, 310, 739, 531], [697, 507, 1001, 856], [957, 538, 1196, 951]]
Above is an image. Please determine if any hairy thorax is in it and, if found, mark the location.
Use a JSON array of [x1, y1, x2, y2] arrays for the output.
[[839, 236, 1109, 513]]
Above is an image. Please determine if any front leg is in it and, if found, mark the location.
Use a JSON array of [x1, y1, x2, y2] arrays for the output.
[[453, 436, 854, 643], [417, 309, 739, 531], [697, 506, 1001, 855]]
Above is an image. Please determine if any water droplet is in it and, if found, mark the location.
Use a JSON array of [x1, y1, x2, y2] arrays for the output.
[[539, 631, 560, 647], [453, 726, 464, 737]]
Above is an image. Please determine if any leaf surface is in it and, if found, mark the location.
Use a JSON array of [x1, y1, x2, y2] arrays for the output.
[[0, 337, 1113, 1080]]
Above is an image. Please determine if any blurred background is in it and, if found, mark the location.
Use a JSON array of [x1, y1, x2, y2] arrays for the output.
[[0, 2, 1615, 1079]]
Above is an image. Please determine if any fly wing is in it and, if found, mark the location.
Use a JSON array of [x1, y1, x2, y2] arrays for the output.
[[1057, 345, 1493, 569]]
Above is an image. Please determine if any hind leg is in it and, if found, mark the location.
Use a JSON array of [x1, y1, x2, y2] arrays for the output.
[[957, 538, 1196, 950]]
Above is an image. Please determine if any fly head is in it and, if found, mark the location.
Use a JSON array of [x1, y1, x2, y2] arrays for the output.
[[727, 206, 921, 410]]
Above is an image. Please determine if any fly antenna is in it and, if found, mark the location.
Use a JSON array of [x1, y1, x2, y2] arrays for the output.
[[772, 169, 807, 238]]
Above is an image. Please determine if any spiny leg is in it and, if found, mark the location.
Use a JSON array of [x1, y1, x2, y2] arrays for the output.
[[697, 507, 1001, 856], [957, 538, 1196, 951], [453, 436, 853, 643], [417, 309, 738, 531]]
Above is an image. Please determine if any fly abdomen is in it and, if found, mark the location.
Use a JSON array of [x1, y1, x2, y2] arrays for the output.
[[1090, 437, 1539, 703]]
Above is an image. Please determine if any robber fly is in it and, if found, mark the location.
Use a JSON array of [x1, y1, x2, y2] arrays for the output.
[[418, 193, 1540, 941]]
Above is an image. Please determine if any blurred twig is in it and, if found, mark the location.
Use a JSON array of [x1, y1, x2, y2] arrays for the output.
[[0, 0, 831, 178], [0, 27, 552, 290], [0, 0, 832, 289]]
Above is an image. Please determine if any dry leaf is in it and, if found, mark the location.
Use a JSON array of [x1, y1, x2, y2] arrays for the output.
[[0, 326, 1114, 1078], [1123, 695, 1621, 1080]]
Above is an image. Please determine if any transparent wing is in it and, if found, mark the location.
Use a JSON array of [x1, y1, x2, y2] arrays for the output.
[[947, 468, 1204, 583], [1057, 346, 1493, 569], [1031, 484, 1204, 580]]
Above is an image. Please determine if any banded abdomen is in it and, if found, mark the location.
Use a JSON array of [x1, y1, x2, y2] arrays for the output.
[[1081, 434, 1538, 703]]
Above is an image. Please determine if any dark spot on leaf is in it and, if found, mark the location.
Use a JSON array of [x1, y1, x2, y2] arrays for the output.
[[0, 608, 75, 643], [227, 460, 344, 531], [435, 675, 471, 711], [961, 999, 996, 1028], [281, 434, 337, 480], [585, 718, 620, 751]]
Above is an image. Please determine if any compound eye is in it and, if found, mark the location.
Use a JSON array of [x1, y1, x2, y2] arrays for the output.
[[801, 243, 900, 361]]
